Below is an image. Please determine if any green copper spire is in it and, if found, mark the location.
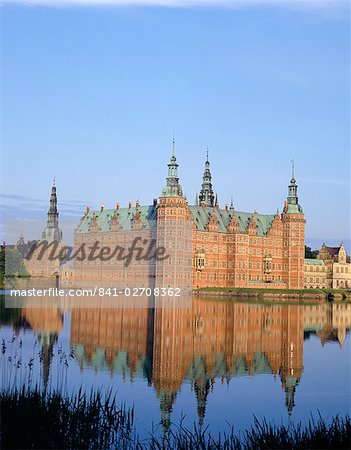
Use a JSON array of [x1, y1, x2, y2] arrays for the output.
[[199, 148, 215, 206], [42, 181, 63, 242], [161, 139, 184, 197], [286, 160, 303, 213]]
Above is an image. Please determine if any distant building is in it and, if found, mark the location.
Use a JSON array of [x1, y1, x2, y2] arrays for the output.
[[304, 243, 350, 289], [318, 243, 350, 289], [303, 259, 328, 289]]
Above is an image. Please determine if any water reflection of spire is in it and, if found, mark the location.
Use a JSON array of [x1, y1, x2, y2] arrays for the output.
[[38, 331, 58, 392], [194, 378, 210, 428], [158, 390, 177, 436]]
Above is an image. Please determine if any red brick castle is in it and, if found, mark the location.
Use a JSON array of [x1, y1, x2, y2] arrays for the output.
[[72, 142, 306, 290]]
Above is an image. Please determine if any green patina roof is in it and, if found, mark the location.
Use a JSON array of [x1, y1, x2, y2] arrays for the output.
[[286, 204, 303, 214], [76, 204, 275, 236], [188, 206, 275, 236], [304, 259, 325, 266], [76, 205, 157, 234]]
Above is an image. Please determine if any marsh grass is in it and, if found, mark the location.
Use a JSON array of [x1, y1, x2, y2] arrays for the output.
[[146, 415, 351, 449], [1, 387, 350, 450], [1, 387, 136, 450]]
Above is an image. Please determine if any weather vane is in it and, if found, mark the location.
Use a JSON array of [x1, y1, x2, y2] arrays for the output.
[[291, 159, 295, 179]]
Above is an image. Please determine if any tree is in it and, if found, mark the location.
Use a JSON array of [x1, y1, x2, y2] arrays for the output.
[[305, 245, 318, 259], [0, 247, 28, 288]]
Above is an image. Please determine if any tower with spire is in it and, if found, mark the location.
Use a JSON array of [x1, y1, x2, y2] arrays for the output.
[[286, 160, 302, 213], [198, 149, 215, 207], [161, 138, 184, 198], [282, 160, 305, 289], [42, 180, 63, 242], [157, 139, 192, 290]]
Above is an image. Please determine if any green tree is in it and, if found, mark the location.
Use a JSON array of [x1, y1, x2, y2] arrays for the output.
[[0, 247, 28, 288], [305, 245, 318, 259]]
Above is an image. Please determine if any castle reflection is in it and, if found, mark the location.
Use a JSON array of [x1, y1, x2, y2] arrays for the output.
[[8, 298, 351, 431]]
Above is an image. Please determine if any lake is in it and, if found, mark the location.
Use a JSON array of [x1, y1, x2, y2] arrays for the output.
[[1, 296, 350, 437]]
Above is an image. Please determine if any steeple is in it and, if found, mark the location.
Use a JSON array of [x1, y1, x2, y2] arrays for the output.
[[161, 138, 184, 198], [286, 160, 303, 213], [42, 180, 63, 242], [198, 149, 215, 207]]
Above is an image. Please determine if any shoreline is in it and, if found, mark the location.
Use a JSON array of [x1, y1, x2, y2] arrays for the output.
[[193, 287, 351, 302]]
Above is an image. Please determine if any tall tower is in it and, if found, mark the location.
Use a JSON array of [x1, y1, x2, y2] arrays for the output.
[[282, 162, 305, 289], [156, 140, 192, 291], [42, 180, 63, 242], [198, 150, 215, 207]]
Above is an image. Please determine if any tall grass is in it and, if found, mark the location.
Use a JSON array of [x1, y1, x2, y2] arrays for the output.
[[147, 415, 351, 449], [1, 387, 136, 450], [1, 387, 350, 449]]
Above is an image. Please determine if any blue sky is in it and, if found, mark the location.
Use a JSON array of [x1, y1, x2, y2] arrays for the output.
[[0, 0, 349, 249]]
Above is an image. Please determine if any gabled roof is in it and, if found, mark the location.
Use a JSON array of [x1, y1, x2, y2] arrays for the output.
[[76, 205, 157, 234], [188, 205, 275, 236], [325, 246, 341, 257]]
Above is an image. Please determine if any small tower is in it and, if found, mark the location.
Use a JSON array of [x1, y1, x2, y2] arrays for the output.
[[286, 160, 302, 212], [161, 138, 183, 198], [198, 149, 215, 207], [42, 180, 63, 242]]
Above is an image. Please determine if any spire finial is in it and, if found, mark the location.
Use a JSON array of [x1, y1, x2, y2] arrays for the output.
[[199, 146, 214, 206], [53, 177, 56, 187], [291, 158, 295, 180], [172, 132, 175, 157]]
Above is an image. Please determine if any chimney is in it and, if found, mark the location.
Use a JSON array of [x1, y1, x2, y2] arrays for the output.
[[216, 203, 220, 210], [225, 204, 228, 211], [116, 203, 120, 211], [200, 200, 206, 209], [100, 204, 104, 213], [136, 200, 140, 208], [153, 198, 158, 207], [128, 201, 132, 209], [86, 206, 90, 214]]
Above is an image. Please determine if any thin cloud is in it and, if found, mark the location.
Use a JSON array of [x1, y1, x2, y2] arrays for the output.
[[0, 0, 347, 11]]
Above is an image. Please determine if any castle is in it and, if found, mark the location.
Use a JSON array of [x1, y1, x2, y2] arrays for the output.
[[70, 142, 306, 290]]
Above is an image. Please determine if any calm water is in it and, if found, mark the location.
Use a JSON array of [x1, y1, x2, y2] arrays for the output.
[[1, 296, 350, 437]]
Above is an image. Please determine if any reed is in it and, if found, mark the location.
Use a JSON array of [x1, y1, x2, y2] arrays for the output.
[[1, 386, 136, 450], [1, 387, 350, 450]]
